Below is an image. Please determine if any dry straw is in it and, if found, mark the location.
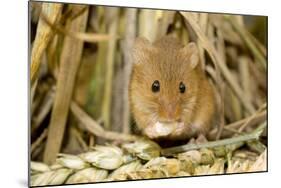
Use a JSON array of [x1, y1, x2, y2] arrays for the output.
[[30, 2, 267, 187]]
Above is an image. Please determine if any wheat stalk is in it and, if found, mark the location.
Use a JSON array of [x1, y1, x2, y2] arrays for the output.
[[31, 137, 266, 186]]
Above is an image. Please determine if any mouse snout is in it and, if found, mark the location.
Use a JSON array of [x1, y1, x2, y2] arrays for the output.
[[158, 101, 181, 123]]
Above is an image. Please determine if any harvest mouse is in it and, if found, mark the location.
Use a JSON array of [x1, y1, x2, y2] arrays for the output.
[[129, 35, 216, 141]]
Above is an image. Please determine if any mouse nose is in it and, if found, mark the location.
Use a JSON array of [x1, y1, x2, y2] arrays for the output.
[[158, 102, 181, 123]]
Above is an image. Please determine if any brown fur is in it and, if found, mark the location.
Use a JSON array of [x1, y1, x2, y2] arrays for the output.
[[129, 36, 216, 141]]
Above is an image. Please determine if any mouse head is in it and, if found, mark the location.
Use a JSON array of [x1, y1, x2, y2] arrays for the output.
[[130, 36, 203, 140]]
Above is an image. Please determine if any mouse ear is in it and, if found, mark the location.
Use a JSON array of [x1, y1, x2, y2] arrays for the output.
[[181, 42, 199, 69], [132, 37, 155, 65]]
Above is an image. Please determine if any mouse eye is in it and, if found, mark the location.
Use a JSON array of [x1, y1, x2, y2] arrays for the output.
[[179, 82, 186, 93], [152, 80, 160, 92]]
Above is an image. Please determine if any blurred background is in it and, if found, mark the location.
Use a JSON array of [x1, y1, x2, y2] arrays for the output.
[[30, 2, 267, 165]]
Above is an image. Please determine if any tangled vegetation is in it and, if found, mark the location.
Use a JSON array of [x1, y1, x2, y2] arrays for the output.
[[30, 2, 267, 187]]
